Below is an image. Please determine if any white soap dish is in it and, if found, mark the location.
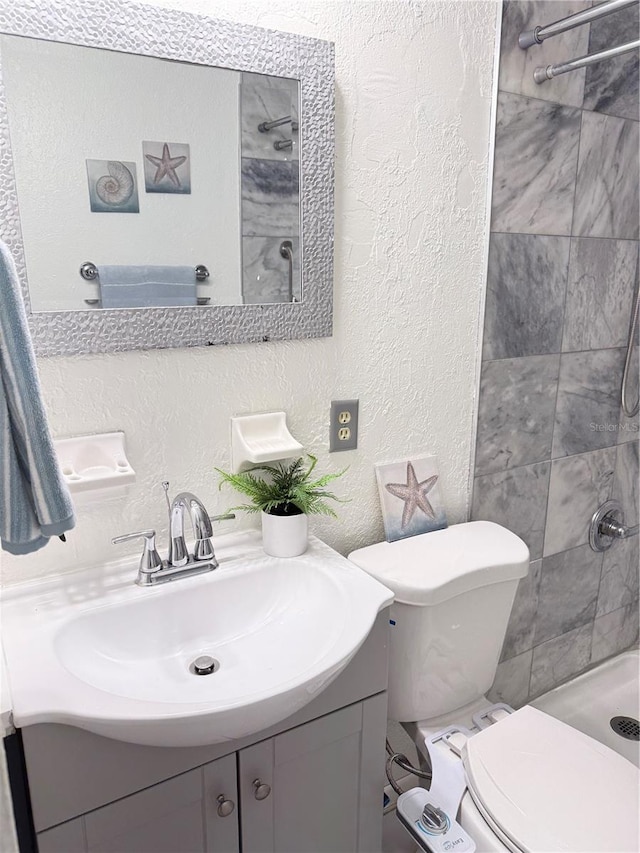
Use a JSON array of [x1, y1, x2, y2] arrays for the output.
[[54, 432, 136, 494], [231, 412, 303, 473]]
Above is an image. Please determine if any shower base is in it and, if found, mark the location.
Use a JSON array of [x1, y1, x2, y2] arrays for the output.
[[532, 648, 639, 767]]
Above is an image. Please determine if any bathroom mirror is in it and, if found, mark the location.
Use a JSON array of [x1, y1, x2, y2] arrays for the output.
[[0, 1, 334, 354]]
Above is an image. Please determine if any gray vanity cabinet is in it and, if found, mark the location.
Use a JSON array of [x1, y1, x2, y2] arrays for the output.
[[35, 698, 385, 853]]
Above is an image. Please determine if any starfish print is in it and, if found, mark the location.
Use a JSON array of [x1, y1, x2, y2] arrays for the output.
[[385, 462, 439, 529], [145, 143, 187, 187]]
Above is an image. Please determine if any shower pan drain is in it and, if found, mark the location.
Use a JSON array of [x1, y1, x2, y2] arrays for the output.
[[610, 716, 640, 741]]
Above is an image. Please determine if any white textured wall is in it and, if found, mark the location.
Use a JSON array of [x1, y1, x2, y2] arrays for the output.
[[0, 0, 498, 586]]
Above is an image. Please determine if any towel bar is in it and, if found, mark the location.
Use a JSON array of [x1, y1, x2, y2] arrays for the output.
[[84, 297, 212, 307], [79, 262, 210, 281]]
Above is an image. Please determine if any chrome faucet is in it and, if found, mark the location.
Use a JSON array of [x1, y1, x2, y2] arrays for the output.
[[166, 484, 216, 567], [112, 482, 234, 586]]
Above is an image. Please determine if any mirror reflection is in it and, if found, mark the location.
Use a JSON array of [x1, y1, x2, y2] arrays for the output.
[[1, 35, 301, 311]]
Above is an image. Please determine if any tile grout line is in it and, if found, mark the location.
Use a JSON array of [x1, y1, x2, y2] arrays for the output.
[[490, 230, 640, 243], [474, 440, 631, 482], [482, 344, 631, 363], [497, 85, 640, 124]]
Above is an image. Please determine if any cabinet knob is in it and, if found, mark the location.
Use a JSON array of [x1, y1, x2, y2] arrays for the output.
[[252, 778, 272, 800], [216, 794, 235, 817]]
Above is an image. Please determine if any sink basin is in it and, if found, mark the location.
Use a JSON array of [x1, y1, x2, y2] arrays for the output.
[[1, 532, 392, 747]]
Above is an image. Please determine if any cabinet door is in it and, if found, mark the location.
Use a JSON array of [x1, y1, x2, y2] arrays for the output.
[[84, 768, 206, 853], [37, 818, 85, 853], [203, 753, 240, 853], [36, 754, 240, 853], [239, 694, 387, 853]]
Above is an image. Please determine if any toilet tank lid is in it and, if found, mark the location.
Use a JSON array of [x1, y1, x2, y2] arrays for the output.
[[348, 521, 529, 605]]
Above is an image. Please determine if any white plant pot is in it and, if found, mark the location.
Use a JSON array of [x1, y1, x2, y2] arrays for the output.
[[261, 511, 308, 558]]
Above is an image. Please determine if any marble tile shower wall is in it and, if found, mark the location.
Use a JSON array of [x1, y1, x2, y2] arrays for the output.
[[472, 1, 640, 708], [240, 73, 300, 304]]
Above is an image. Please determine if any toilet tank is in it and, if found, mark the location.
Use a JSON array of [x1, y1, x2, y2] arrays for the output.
[[349, 521, 529, 722]]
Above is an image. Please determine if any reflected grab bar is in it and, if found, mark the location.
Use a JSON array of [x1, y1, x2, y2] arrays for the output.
[[280, 240, 294, 302]]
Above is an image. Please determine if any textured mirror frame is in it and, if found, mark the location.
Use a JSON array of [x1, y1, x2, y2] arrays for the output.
[[0, 0, 334, 356]]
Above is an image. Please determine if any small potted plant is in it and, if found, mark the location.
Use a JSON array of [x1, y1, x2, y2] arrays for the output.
[[216, 455, 346, 557]]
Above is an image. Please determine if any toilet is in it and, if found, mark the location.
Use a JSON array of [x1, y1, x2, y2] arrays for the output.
[[349, 521, 640, 853]]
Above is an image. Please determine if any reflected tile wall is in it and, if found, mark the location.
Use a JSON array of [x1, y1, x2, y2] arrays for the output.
[[242, 237, 301, 304], [474, 1, 639, 705], [241, 72, 299, 162], [241, 158, 300, 237], [239, 74, 300, 305]]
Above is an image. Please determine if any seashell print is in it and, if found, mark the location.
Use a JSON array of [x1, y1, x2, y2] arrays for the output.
[[95, 161, 135, 205]]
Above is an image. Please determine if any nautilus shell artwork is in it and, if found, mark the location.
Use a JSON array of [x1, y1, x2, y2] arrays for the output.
[[86, 159, 140, 213], [96, 161, 135, 205]]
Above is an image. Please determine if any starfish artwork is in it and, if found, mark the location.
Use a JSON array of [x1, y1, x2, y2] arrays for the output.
[[385, 462, 438, 528], [376, 456, 448, 542], [143, 141, 191, 194]]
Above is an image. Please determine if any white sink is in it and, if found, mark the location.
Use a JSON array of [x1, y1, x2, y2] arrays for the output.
[[1, 532, 392, 747]]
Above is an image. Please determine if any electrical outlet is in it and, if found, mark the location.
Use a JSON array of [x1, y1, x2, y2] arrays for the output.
[[330, 400, 359, 452]]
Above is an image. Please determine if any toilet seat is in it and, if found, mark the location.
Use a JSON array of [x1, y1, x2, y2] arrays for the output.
[[463, 705, 640, 853]]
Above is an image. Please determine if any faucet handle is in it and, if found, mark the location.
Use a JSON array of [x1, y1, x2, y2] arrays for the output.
[[112, 530, 163, 577], [193, 514, 235, 566]]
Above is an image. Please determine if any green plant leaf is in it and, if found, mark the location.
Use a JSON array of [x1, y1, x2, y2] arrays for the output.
[[214, 456, 347, 517]]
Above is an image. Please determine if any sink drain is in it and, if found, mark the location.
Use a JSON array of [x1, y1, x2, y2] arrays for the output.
[[190, 655, 220, 676], [610, 716, 639, 741]]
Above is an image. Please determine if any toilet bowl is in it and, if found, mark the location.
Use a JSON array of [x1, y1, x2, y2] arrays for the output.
[[349, 521, 640, 853]]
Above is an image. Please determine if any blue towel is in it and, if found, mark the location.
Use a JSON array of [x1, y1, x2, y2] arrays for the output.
[[0, 242, 75, 555], [98, 265, 197, 309]]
